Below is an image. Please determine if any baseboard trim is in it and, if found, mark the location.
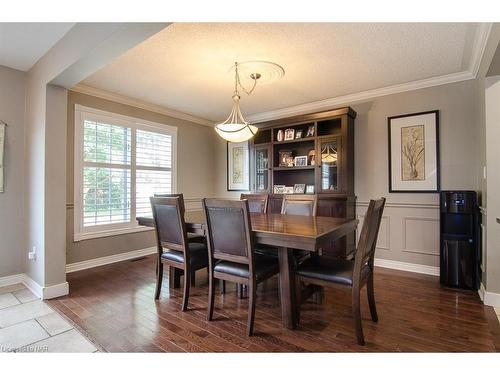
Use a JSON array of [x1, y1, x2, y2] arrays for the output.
[[374, 258, 440, 276], [479, 282, 486, 302], [0, 273, 69, 300], [66, 246, 157, 273], [0, 273, 25, 288], [483, 289, 500, 307]]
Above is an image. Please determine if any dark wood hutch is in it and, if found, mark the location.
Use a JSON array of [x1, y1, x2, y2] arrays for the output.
[[250, 107, 357, 259]]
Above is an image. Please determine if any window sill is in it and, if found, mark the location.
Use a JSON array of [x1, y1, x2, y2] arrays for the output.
[[74, 225, 154, 242]]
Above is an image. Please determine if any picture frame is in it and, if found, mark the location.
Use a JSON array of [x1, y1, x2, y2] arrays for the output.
[[273, 185, 286, 194], [293, 184, 305, 194], [294, 156, 308, 167], [278, 150, 293, 167], [305, 184, 315, 194], [284, 186, 294, 194], [227, 141, 250, 191], [306, 125, 315, 137], [284, 128, 295, 141], [388, 110, 440, 193], [295, 129, 303, 139]]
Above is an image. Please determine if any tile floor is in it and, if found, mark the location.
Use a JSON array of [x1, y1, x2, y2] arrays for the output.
[[0, 284, 99, 353]]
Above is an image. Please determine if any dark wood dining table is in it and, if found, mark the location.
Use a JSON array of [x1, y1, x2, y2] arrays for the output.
[[137, 211, 358, 329]]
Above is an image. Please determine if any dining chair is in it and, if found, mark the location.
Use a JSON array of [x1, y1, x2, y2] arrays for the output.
[[150, 196, 208, 311], [240, 193, 268, 214], [295, 197, 386, 345], [203, 198, 280, 336], [154, 193, 206, 243], [281, 194, 318, 216], [153, 193, 205, 285]]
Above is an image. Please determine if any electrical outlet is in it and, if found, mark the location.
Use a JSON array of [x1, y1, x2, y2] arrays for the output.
[[28, 246, 36, 260]]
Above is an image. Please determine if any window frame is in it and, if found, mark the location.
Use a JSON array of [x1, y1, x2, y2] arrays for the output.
[[74, 104, 177, 241]]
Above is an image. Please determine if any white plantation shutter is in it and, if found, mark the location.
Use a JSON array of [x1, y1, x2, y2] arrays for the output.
[[75, 106, 176, 240], [136, 130, 173, 217]]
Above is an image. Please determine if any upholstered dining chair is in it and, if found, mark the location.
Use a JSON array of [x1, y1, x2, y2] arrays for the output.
[[203, 198, 280, 336], [153, 193, 205, 285], [150, 196, 208, 311], [154, 193, 206, 243], [281, 194, 318, 216], [240, 193, 268, 214], [223, 193, 270, 298], [295, 197, 386, 345]]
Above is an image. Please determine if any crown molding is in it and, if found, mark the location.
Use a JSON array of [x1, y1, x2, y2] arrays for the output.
[[248, 23, 493, 124], [247, 70, 475, 123], [70, 84, 213, 127], [469, 23, 493, 78]]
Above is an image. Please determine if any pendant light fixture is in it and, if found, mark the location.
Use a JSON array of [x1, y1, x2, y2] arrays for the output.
[[215, 61, 284, 143]]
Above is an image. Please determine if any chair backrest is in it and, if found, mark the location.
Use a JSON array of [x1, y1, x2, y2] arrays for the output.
[[150, 196, 188, 256], [203, 198, 254, 266], [154, 193, 185, 212], [353, 197, 386, 279], [240, 193, 268, 214], [281, 194, 318, 216]]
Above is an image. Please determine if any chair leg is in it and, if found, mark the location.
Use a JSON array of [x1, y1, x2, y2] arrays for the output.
[[247, 281, 256, 336], [208, 274, 215, 321], [155, 262, 163, 300], [352, 286, 365, 345], [237, 284, 245, 299], [295, 277, 302, 325], [190, 270, 196, 287], [367, 274, 378, 322], [182, 267, 191, 312], [220, 280, 226, 295]]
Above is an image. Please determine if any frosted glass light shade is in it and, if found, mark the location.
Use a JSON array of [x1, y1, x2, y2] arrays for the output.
[[215, 122, 258, 142], [214, 94, 258, 142]]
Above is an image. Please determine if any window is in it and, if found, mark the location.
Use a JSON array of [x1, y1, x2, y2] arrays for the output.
[[74, 105, 177, 240]]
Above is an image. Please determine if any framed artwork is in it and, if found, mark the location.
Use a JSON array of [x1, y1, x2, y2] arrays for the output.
[[293, 184, 305, 194], [306, 125, 315, 137], [284, 128, 295, 141], [284, 186, 294, 194], [388, 110, 440, 193], [294, 156, 308, 167], [295, 130, 303, 139], [227, 141, 250, 191], [305, 184, 315, 194]]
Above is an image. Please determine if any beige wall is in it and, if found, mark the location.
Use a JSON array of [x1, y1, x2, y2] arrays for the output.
[[0, 66, 26, 278], [485, 76, 500, 295], [214, 80, 479, 268], [66, 91, 215, 264]]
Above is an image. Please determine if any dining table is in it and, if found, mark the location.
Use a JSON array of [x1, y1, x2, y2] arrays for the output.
[[137, 211, 358, 329]]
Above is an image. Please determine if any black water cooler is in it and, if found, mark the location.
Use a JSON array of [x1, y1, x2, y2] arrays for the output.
[[440, 191, 480, 290]]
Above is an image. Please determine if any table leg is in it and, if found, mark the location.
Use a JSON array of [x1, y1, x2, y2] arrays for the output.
[[168, 266, 181, 289], [278, 247, 298, 329]]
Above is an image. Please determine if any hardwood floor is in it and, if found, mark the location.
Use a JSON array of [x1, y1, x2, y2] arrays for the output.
[[48, 255, 500, 352]]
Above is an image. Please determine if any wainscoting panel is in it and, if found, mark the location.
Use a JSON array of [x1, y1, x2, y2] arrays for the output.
[[356, 201, 440, 268]]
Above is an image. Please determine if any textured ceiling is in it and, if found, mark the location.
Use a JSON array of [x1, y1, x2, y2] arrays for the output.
[[81, 23, 478, 121], [0, 23, 74, 71]]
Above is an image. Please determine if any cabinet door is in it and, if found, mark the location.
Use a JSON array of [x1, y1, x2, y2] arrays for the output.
[[252, 145, 272, 192], [316, 136, 341, 193]]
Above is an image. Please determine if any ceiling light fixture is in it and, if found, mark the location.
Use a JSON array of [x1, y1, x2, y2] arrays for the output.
[[215, 61, 284, 143]]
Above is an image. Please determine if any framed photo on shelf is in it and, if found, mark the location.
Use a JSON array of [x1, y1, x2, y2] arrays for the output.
[[273, 185, 286, 194], [306, 125, 315, 137], [294, 156, 308, 167], [284, 186, 294, 194], [227, 141, 249, 191], [278, 150, 293, 167], [284, 128, 295, 141], [388, 110, 440, 193], [295, 130, 303, 139], [293, 184, 305, 194], [305, 184, 315, 194]]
